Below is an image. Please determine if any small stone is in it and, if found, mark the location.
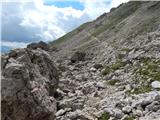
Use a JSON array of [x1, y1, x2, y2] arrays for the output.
[[135, 110, 143, 117], [125, 84, 132, 91], [151, 81, 160, 89], [56, 88, 67, 96], [154, 94, 160, 102], [90, 67, 97, 72], [93, 63, 103, 69], [75, 90, 83, 96], [56, 109, 65, 116], [91, 91, 99, 97], [122, 106, 132, 114], [113, 109, 124, 119], [117, 86, 125, 91], [68, 92, 75, 97], [146, 101, 160, 112], [141, 100, 152, 109], [96, 81, 106, 89], [115, 102, 125, 110]]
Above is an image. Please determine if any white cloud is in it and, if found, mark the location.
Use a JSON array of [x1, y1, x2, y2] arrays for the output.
[[80, 0, 129, 19], [111, 0, 129, 8], [80, 0, 111, 19], [2, 41, 28, 48], [1, 0, 129, 51], [2, 0, 88, 42], [19, 1, 87, 41]]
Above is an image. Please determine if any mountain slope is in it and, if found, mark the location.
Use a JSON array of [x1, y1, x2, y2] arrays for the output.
[[50, 1, 160, 61], [49, 1, 160, 120]]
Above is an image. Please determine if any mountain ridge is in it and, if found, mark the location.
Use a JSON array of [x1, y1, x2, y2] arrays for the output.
[[49, 1, 160, 61]]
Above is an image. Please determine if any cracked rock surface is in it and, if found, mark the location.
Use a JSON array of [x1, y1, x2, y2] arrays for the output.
[[1, 48, 59, 120]]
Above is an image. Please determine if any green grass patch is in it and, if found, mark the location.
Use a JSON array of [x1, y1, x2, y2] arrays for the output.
[[102, 61, 127, 75], [131, 85, 152, 94], [77, 22, 91, 32], [91, 2, 141, 37], [107, 79, 119, 86], [127, 16, 160, 39], [98, 112, 110, 120], [51, 30, 77, 46], [123, 116, 135, 120], [75, 36, 95, 51], [135, 58, 160, 81], [126, 85, 152, 95], [121, 48, 132, 53], [102, 66, 112, 75], [128, 58, 160, 95], [111, 61, 127, 70], [139, 57, 151, 64], [50, 22, 91, 46]]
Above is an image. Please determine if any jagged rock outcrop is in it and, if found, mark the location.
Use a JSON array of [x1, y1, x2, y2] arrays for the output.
[[1, 48, 59, 120], [27, 41, 49, 51]]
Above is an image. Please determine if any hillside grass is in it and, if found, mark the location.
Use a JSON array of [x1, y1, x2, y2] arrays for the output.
[[102, 60, 127, 76], [127, 58, 160, 95], [127, 16, 160, 39], [92, 1, 141, 37], [50, 22, 91, 47], [50, 1, 142, 48]]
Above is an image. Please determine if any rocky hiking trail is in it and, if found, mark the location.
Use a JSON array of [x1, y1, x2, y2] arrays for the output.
[[56, 60, 121, 119], [53, 29, 160, 120], [55, 56, 160, 120], [1, 31, 160, 120]]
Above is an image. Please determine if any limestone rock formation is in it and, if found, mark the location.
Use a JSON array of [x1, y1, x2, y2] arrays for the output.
[[1, 48, 59, 120]]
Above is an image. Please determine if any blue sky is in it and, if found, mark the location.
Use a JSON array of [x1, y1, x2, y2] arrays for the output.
[[44, 1, 84, 10], [1, 0, 129, 53]]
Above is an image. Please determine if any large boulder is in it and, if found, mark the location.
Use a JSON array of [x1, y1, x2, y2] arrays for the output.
[[70, 51, 86, 63], [27, 41, 49, 51], [1, 48, 59, 120]]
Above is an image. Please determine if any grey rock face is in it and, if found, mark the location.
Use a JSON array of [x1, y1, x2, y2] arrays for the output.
[[1, 48, 59, 120]]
